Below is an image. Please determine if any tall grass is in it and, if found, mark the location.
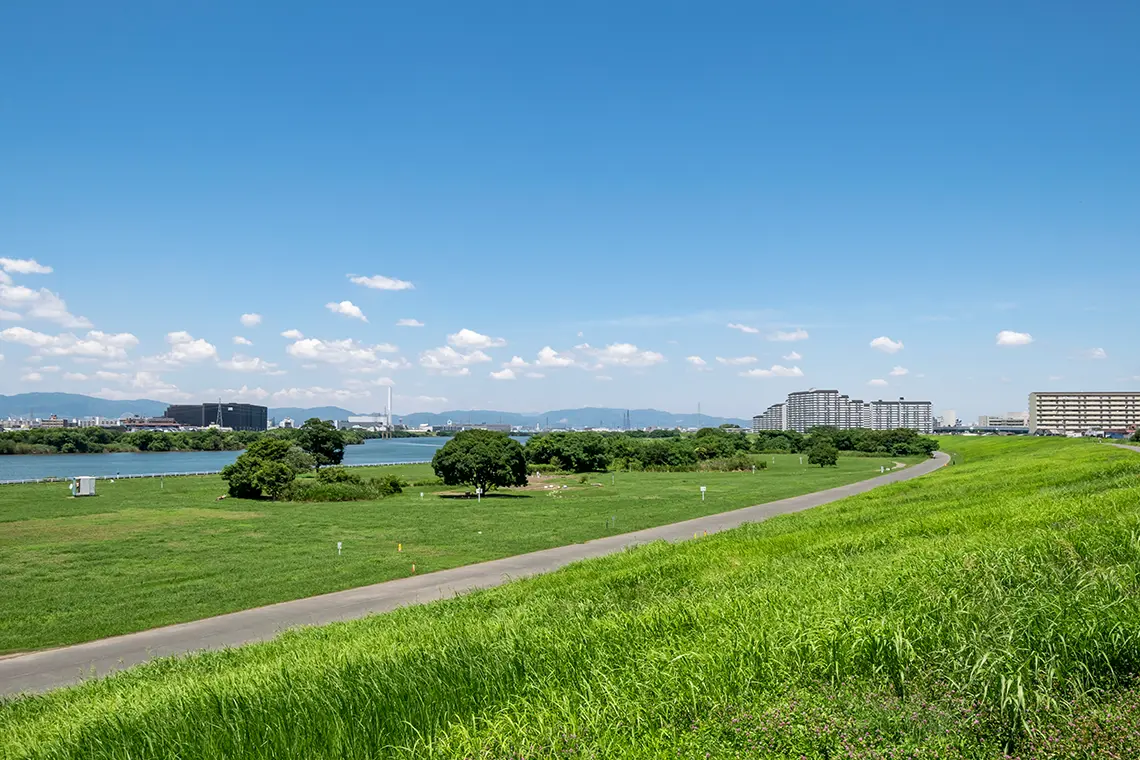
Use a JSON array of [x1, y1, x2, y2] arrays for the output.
[[3, 437, 1139, 758]]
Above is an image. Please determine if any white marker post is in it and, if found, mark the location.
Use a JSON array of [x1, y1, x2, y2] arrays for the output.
[[420, 492, 424, 499], [799, 456, 803, 465], [700, 485, 707, 502], [337, 541, 342, 556], [476, 487, 483, 503]]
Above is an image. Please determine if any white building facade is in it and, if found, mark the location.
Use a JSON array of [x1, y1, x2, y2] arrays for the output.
[[752, 403, 787, 431], [1028, 392, 1140, 435], [758, 389, 934, 434]]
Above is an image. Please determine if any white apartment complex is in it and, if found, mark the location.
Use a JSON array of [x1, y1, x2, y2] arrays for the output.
[[1028, 392, 1140, 435], [752, 403, 786, 431], [977, 412, 1029, 427], [756, 389, 933, 434]]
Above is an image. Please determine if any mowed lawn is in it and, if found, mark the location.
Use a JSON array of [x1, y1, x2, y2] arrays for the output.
[[0, 454, 910, 653]]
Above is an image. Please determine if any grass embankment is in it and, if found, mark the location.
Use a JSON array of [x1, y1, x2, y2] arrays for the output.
[[2, 438, 1138, 758], [0, 454, 907, 654]]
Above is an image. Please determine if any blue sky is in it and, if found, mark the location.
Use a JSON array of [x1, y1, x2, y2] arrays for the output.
[[1, 2, 1137, 421]]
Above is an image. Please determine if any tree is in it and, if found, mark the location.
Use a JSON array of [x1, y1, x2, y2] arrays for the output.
[[283, 445, 316, 474], [808, 442, 839, 468], [254, 460, 295, 500], [221, 437, 296, 498], [1133, 429, 1140, 443], [432, 429, 528, 494], [296, 418, 345, 469]]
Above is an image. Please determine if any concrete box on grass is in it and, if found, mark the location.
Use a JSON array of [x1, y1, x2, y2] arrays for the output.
[[75, 476, 96, 497]]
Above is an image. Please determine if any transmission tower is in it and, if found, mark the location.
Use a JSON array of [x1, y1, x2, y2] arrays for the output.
[[216, 398, 223, 427]]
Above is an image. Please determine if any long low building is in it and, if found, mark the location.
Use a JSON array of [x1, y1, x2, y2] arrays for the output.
[[165, 403, 268, 431], [1028, 391, 1140, 435]]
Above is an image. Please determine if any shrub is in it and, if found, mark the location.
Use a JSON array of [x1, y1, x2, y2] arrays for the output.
[[286, 474, 405, 502], [808, 442, 839, 467], [254, 461, 295, 501], [283, 446, 316, 475], [316, 467, 363, 485]]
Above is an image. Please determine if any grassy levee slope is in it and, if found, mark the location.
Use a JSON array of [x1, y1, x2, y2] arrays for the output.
[[4, 437, 1140, 759], [0, 455, 910, 654]]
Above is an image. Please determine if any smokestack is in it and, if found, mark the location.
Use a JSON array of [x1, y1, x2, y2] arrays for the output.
[[387, 386, 393, 433]]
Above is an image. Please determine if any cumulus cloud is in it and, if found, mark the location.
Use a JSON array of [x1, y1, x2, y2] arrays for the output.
[[349, 274, 414, 291], [889, 366, 909, 376], [504, 356, 530, 368], [0, 258, 52, 275], [41, 365, 60, 373], [347, 357, 413, 372], [448, 328, 506, 349], [768, 329, 809, 342], [536, 346, 575, 368], [326, 300, 368, 322], [727, 322, 760, 334], [0, 309, 21, 321], [0, 327, 139, 359], [420, 345, 492, 374], [716, 356, 758, 366], [281, 329, 304, 339], [870, 336, 904, 353], [739, 365, 804, 378], [575, 342, 665, 367], [396, 318, 424, 327], [996, 330, 1033, 347], [216, 385, 270, 402], [21, 371, 42, 382], [218, 354, 285, 374], [490, 368, 516, 380], [63, 372, 88, 381], [286, 337, 399, 367], [146, 331, 218, 366], [686, 356, 711, 371], [233, 336, 253, 346], [240, 313, 262, 328], [782, 351, 802, 361], [344, 375, 395, 388], [95, 370, 125, 380], [96, 371, 190, 401], [0, 284, 91, 328], [1083, 347, 1107, 360], [868, 378, 889, 387], [270, 386, 372, 404]]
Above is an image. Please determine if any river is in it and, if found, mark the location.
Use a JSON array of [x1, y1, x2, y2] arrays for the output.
[[0, 437, 475, 482]]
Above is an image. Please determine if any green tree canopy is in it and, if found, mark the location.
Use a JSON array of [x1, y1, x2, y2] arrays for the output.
[[296, 418, 345, 469], [221, 436, 297, 499], [432, 429, 528, 493], [808, 442, 839, 468]]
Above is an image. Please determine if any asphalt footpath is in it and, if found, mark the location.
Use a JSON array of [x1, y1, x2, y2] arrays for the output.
[[0, 451, 950, 696]]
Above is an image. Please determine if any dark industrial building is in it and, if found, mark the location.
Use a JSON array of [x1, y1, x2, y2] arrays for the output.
[[164, 402, 268, 431]]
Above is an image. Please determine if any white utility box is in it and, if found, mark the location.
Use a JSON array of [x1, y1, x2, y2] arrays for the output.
[[75, 476, 97, 497]]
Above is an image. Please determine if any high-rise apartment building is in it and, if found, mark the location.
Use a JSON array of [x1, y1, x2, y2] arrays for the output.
[[866, 399, 934, 433], [752, 403, 787, 431], [1028, 392, 1140, 435], [755, 389, 934, 433]]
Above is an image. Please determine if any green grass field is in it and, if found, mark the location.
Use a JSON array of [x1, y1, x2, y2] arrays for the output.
[[0, 453, 911, 654], [2, 438, 1138, 759]]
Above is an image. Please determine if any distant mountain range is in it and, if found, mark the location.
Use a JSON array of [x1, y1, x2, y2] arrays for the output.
[[0, 393, 749, 429]]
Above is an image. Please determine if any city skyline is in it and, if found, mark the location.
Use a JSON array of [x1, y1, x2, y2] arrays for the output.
[[2, 4, 1138, 421]]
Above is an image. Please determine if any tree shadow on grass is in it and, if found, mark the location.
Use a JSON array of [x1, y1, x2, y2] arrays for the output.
[[437, 492, 534, 500]]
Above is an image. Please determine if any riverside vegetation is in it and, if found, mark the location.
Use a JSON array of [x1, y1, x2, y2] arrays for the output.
[[2, 438, 1137, 758]]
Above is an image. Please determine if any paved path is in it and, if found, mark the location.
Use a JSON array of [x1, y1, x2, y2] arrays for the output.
[[0, 452, 949, 696], [1112, 443, 1140, 454]]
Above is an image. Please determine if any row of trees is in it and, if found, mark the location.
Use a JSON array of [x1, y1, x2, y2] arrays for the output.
[[221, 419, 348, 499], [0, 422, 366, 456]]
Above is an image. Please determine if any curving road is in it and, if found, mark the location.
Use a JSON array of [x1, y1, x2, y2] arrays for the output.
[[0, 452, 949, 696]]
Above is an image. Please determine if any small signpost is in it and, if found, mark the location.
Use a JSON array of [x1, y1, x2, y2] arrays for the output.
[[700, 485, 707, 502], [337, 541, 342, 556], [476, 487, 483, 503]]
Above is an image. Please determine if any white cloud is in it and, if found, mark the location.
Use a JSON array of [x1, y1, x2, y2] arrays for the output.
[[504, 356, 530, 368], [575, 342, 665, 367], [63, 372, 88, 381], [889, 366, 909, 377], [739, 365, 804, 378], [870, 336, 904, 354], [281, 329, 304, 339], [420, 345, 492, 373], [868, 378, 889, 387], [95, 371, 189, 401], [768, 329, 809, 342], [1083, 347, 1107, 360], [0, 258, 52, 274], [286, 337, 399, 367], [21, 371, 42, 382], [25, 355, 42, 363], [595, 375, 613, 381], [686, 356, 711, 371], [490, 368, 517, 380], [240, 313, 262, 328], [0, 309, 21, 321], [326, 300, 368, 322], [0, 327, 139, 359], [349, 274, 414, 291], [443, 367, 471, 377], [0, 284, 91, 327], [95, 370, 125, 381], [448, 328, 506, 349], [727, 323, 760, 334], [525, 372, 545, 379], [782, 351, 802, 361], [41, 365, 60, 372], [270, 386, 371, 404], [536, 346, 575, 368], [347, 357, 413, 372], [219, 354, 285, 374], [996, 330, 1033, 347], [217, 385, 270, 402], [396, 318, 424, 327], [146, 331, 218, 366], [716, 356, 758, 366], [233, 336, 253, 346]]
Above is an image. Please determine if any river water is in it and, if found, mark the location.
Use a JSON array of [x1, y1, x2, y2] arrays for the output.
[[0, 437, 467, 482]]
